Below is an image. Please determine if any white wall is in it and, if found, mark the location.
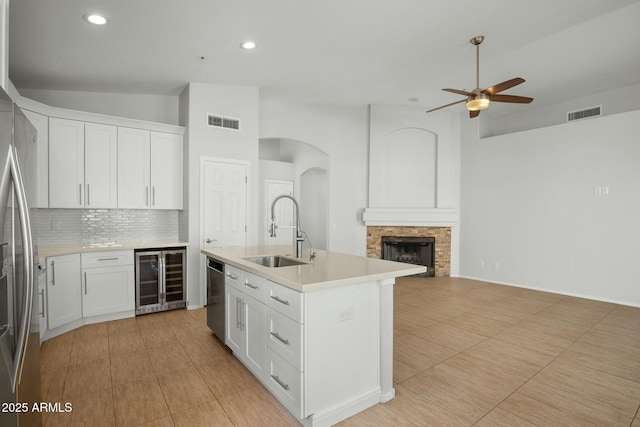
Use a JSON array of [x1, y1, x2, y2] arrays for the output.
[[179, 82, 259, 308], [19, 88, 180, 125], [369, 105, 460, 209], [259, 100, 369, 255], [482, 83, 640, 138], [460, 109, 640, 306]]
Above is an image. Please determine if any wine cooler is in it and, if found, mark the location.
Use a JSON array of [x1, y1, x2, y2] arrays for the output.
[[135, 247, 186, 315]]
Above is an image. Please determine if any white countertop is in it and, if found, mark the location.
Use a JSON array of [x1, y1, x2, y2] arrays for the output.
[[38, 239, 189, 260], [201, 245, 426, 292]]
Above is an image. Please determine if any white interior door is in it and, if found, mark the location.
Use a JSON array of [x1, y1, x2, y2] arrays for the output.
[[202, 158, 248, 248], [265, 180, 294, 247]]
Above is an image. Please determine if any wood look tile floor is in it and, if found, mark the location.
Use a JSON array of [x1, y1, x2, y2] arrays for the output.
[[40, 277, 640, 426]]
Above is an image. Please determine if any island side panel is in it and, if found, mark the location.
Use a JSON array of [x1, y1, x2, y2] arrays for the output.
[[379, 277, 395, 402], [304, 280, 381, 419]]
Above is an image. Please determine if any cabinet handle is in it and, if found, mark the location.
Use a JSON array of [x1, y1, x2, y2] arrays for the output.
[[227, 273, 238, 280], [146, 186, 149, 206], [39, 290, 45, 317], [50, 260, 55, 285], [236, 297, 241, 328], [97, 257, 119, 261], [79, 184, 83, 205], [271, 375, 290, 391], [86, 184, 90, 206], [270, 295, 290, 306], [270, 332, 289, 345], [152, 186, 156, 206], [245, 282, 258, 290], [84, 272, 87, 295]]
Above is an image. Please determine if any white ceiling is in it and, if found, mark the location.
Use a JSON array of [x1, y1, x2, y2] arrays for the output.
[[8, 0, 640, 114]]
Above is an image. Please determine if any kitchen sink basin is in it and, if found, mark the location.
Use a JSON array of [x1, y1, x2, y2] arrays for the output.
[[243, 255, 307, 268]]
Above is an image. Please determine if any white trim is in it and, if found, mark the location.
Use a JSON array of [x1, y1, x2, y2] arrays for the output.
[[15, 96, 185, 135], [362, 207, 459, 226]]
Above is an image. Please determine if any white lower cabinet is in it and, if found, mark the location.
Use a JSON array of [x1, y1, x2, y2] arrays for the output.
[[81, 251, 135, 317], [44, 250, 136, 339], [225, 273, 267, 380], [46, 254, 82, 330], [266, 348, 303, 418], [225, 265, 381, 426]]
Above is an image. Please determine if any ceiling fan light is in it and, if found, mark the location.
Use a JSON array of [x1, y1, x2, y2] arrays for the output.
[[466, 96, 490, 111]]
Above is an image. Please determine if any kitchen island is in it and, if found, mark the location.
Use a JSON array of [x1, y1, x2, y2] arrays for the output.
[[201, 246, 425, 427]]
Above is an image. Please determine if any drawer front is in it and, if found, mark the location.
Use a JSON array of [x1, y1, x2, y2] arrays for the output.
[[243, 271, 267, 303], [267, 307, 303, 371], [266, 348, 303, 419], [81, 250, 133, 268], [266, 280, 303, 323], [225, 264, 244, 291]]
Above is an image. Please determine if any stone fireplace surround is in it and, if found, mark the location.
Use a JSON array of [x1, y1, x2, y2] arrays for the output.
[[367, 226, 451, 277]]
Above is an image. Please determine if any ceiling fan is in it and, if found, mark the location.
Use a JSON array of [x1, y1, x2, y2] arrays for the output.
[[426, 35, 533, 118]]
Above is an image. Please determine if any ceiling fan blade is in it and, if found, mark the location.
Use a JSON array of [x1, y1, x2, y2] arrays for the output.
[[426, 98, 466, 113], [490, 94, 534, 104], [483, 77, 525, 95], [443, 88, 474, 97], [469, 110, 480, 119]]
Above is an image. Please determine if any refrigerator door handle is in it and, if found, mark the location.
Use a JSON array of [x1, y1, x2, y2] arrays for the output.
[[8, 147, 35, 392]]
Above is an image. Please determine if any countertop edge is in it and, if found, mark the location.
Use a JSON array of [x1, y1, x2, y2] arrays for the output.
[[202, 247, 426, 292], [39, 240, 190, 260]]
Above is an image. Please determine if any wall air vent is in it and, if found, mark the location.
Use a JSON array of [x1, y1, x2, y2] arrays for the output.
[[207, 113, 240, 131], [567, 105, 602, 122]]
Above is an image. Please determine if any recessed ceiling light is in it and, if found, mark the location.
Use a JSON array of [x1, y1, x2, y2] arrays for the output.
[[240, 41, 256, 50], [84, 14, 108, 25]]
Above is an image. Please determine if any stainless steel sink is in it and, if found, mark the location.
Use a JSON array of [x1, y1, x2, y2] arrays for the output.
[[243, 255, 307, 268]]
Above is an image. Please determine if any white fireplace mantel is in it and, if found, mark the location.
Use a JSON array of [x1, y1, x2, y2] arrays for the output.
[[362, 207, 459, 227]]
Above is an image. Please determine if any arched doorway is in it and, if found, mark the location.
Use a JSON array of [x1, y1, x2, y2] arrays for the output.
[[259, 138, 329, 250]]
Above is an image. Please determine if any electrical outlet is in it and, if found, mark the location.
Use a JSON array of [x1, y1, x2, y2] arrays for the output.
[[601, 186, 609, 196], [594, 186, 602, 196], [478, 259, 485, 268], [339, 308, 353, 322], [492, 262, 500, 270]]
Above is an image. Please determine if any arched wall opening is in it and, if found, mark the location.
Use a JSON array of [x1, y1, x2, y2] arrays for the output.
[[258, 138, 329, 250]]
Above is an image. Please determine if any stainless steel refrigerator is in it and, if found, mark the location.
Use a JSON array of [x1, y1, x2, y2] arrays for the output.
[[0, 87, 41, 426]]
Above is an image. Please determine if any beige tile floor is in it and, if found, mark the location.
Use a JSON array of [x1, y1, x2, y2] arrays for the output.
[[40, 277, 640, 426]]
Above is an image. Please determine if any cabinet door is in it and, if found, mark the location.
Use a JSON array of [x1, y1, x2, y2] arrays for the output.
[[225, 286, 243, 355], [83, 265, 134, 317], [150, 131, 183, 209], [46, 254, 81, 329], [243, 295, 266, 380], [22, 110, 49, 208], [49, 118, 84, 208], [118, 127, 151, 209], [38, 266, 46, 339], [85, 122, 117, 208]]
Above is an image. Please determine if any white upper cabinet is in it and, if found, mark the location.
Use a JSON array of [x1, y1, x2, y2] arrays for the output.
[[85, 123, 118, 208], [49, 118, 117, 208], [118, 127, 183, 209], [150, 131, 183, 209], [49, 118, 85, 208], [22, 109, 49, 208], [117, 127, 151, 209]]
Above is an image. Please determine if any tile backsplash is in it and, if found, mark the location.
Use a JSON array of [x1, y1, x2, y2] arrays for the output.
[[34, 209, 179, 245]]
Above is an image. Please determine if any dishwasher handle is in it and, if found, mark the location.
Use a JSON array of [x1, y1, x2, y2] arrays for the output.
[[207, 257, 224, 274]]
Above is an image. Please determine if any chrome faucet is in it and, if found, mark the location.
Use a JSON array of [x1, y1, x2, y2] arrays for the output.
[[269, 194, 305, 259]]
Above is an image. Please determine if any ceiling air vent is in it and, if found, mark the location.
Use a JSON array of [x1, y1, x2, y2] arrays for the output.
[[207, 113, 240, 131], [567, 105, 602, 122]]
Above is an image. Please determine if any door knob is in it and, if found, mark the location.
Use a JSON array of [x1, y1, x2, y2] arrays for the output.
[[206, 238, 217, 244]]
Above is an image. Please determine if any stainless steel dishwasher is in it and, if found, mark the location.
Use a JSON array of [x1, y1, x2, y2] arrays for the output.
[[206, 257, 225, 342]]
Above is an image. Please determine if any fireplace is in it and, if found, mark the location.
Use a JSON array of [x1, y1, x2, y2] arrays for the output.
[[381, 236, 435, 277], [367, 226, 451, 277]]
